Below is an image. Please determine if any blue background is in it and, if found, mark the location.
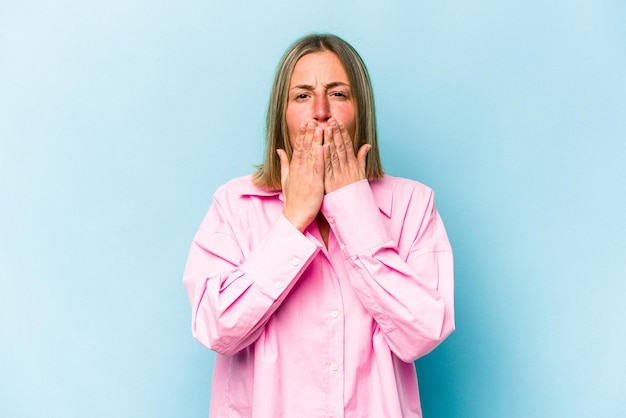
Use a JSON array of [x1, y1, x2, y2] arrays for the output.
[[1, 1, 625, 417]]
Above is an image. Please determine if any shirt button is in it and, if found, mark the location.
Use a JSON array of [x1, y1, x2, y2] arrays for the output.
[[327, 217, 335, 224], [291, 258, 300, 266], [331, 310, 339, 318], [329, 362, 338, 371], [275, 281, 284, 289]]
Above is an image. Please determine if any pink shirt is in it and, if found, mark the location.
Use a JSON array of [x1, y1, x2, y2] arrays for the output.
[[183, 175, 454, 418]]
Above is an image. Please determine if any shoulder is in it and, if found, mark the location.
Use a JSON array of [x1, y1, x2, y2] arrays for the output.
[[200, 175, 282, 232], [373, 175, 433, 194], [370, 175, 434, 215], [213, 175, 280, 201]]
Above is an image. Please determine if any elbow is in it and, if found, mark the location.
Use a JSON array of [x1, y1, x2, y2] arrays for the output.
[[394, 333, 450, 363], [191, 321, 245, 357], [191, 305, 261, 356], [186, 280, 255, 356], [390, 314, 455, 363], [203, 332, 236, 355]]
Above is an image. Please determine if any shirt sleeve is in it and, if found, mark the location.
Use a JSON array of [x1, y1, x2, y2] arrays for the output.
[[321, 179, 455, 363], [183, 196, 320, 356]]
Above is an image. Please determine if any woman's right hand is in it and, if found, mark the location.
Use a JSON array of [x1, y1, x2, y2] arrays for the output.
[[276, 121, 324, 233]]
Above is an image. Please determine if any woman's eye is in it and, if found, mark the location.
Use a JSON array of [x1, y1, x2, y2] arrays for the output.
[[331, 92, 346, 98], [296, 93, 309, 100]]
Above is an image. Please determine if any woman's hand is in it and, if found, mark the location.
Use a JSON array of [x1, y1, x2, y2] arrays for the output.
[[323, 118, 370, 194], [277, 121, 325, 232]]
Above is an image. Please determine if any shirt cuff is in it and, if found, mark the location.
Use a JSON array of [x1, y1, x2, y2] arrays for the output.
[[321, 180, 391, 256], [242, 214, 320, 300]]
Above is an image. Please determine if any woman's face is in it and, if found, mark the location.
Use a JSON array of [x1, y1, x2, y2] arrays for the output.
[[285, 51, 356, 147]]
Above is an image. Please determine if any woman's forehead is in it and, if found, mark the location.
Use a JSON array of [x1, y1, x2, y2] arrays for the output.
[[290, 51, 349, 86]]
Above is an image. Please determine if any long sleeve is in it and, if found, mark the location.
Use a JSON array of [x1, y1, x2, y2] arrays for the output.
[[321, 178, 455, 362], [183, 187, 320, 356]]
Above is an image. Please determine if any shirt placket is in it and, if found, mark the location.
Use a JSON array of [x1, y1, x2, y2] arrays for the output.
[[324, 235, 346, 418]]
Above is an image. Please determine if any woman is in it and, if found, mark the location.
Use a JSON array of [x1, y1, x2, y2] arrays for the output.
[[184, 33, 454, 418]]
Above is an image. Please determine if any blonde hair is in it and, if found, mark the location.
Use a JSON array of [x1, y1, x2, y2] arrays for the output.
[[253, 33, 384, 189]]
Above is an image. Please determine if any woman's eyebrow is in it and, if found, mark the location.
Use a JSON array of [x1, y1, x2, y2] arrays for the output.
[[289, 81, 351, 90], [325, 81, 350, 89]]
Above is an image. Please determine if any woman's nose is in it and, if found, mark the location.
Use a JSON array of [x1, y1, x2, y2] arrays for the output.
[[313, 96, 330, 123]]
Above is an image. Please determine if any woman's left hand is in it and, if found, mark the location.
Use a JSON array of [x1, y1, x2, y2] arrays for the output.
[[323, 118, 371, 194]]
